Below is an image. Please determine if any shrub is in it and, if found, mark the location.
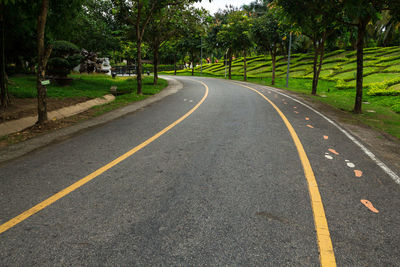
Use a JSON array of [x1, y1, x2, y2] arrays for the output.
[[371, 88, 400, 96], [391, 102, 400, 113], [367, 79, 400, 96], [377, 55, 400, 64], [324, 49, 346, 58], [323, 57, 348, 64], [335, 79, 354, 90], [47, 41, 81, 78]]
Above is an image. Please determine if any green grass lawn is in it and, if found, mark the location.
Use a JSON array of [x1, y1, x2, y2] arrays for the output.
[[363, 73, 399, 84], [8, 73, 168, 116], [8, 73, 160, 99]]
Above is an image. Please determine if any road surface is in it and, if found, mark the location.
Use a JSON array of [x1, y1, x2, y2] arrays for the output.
[[0, 77, 399, 266]]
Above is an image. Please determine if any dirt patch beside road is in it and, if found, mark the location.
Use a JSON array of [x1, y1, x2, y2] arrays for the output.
[[0, 97, 90, 122]]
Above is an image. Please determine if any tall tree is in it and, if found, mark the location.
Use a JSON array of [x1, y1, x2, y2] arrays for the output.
[[0, 0, 15, 109], [36, 0, 52, 124], [0, 1, 8, 109], [334, 0, 392, 113], [115, 0, 199, 95], [178, 7, 206, 76], [218, 11, 253, 81], [251, 12, 285, 85], [276, 0, 337, 95], [145, 3, 187, 84], [216, 22, 234, 79], [70, 0, 121, 56]]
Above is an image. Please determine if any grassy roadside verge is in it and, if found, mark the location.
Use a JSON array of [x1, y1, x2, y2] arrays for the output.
[[163, 72, 400, 139], [8, 73, 161, 98], [1, 74, 168, 147]]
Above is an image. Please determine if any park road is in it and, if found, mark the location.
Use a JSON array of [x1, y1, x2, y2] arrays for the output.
[[0, 76, 399, 266]]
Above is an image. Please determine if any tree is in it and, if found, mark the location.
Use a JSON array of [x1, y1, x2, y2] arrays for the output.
[[70, 0, 121, 56], [178, 7, 206, 76], [1, 0, 83, 119], [211, 6, 239, 79], [115, 0, 199, 95], [0, 0, 19, 109], [47, 41, 81, 80], [251, 12, 285, 85], [216, 21, 234, 79], [145, 3, 187, 84], [276, 0, 337, 95], [218, 11, 253, 81], [36, 0, 52, 124], [242, 0, 269, 17], [0, 0, 10, 109], [334, 0, 392, 113]]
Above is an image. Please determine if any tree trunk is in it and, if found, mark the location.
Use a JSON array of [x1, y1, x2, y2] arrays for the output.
[[36, 0, 50, 124], [153, 44, 159, 85], [191, 52, 194, 76], [174, 53, 177, 75], [135, 0, 143, 95], [136, 40, 143, 95], [243, 49, 247, 81], [315, 37, 326, 93], [354, 21, 367, 114], [0, 3, 9, 109], [311, 40, 319, 95], [228, 50, 232, 80], [311, 36, 327, 95], [271, 45, 277, 85]]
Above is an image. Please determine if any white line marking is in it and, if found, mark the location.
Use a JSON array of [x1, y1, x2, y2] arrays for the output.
[[347, 162, 355, 168], [232, 81, 400, 185]]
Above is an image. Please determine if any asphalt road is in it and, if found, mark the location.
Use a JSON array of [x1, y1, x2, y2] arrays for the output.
[[0, 77, 399, 266]]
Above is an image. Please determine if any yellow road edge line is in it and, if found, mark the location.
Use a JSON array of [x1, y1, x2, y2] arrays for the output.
[[0, 79, 209, 235], [233, 82, 336, 267]]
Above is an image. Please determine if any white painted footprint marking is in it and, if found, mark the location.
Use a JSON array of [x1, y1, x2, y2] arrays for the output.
[[345, 160, 355, 168]]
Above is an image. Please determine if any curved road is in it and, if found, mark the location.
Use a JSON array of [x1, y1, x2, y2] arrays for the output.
[[0, 77, 399, 266]]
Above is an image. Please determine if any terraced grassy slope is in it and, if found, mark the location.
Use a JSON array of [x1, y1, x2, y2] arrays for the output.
[[165, 47, 400, 96], [161, 47, 400, 138]]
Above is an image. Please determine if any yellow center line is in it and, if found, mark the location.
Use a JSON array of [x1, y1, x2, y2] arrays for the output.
[[0, 79, 209, 235], [232, 82, 336, 267]]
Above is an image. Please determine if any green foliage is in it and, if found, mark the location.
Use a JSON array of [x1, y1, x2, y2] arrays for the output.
[[8, 74, 166, 99], [368, 86, 400, 96], [392, 102, 400, 113], [251, 12, 284, 53], [52, 40, 80, 55], [47, 41, 81, 78], [217, 11, 253, 54], [324, 50, 346, 58], [69, 0, 121, 55], [335, 79, 353, 90], [367, 77, 400, 96]]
